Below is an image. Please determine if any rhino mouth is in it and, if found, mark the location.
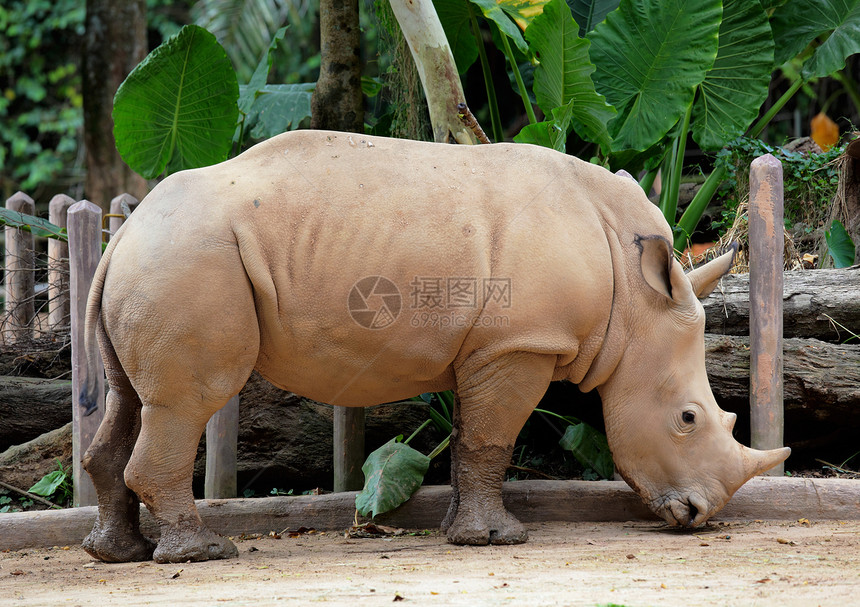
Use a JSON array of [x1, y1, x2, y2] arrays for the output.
[[651, 492, 712, 528]]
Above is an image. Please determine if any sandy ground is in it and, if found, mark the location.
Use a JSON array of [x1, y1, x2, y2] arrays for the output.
[[1, 519, 858, 607]]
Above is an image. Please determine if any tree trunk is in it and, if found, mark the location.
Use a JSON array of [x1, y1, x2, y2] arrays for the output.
[[311, 0, 364, 133], [703, 268, 860, 342], [83, 0, 148, 211], [387, 0, 478, 144]]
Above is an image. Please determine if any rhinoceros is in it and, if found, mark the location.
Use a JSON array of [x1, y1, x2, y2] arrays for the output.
[[80, 130, 789, 563]]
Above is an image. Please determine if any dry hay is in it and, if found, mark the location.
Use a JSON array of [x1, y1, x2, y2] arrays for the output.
[[679, 198, 804, 273]]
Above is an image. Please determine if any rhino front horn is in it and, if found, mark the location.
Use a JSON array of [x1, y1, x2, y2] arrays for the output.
[[741, 445, 791, 480]]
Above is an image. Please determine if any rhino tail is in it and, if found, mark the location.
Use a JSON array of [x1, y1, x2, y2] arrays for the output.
[[79, 226, 124, 417]]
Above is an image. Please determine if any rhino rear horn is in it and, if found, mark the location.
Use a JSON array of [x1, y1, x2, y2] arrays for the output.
[[687, 242, 738, 298]]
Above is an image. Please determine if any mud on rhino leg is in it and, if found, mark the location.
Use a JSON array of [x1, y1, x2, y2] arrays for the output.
[[446, 352, 556, 546], [125, 401, 239, 564], [440, 392, 460, 532], [82, 321, 154, 563]]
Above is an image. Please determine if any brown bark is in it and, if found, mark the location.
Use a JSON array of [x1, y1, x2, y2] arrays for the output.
[[0, 377, 72, 452], [703, 268, 860, 342], [311, 0, 364, 132], [705, 334, 860, 457], [83, 0, 148, 211]]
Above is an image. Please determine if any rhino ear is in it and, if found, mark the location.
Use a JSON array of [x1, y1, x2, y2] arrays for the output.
[[687, 242, 738, 298], [636, 235, 675, 300]]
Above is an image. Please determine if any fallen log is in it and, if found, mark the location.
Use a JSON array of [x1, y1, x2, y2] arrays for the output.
[[703, 268, 860, 341], [1, 477, 858, 551], [705, 334, 860, 456], [0, 376, 72, 451]]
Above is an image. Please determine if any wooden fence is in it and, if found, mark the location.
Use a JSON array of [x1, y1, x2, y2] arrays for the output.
[[1, 154, 787, 508]]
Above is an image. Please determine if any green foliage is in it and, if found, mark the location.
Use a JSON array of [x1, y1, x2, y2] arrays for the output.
[[113, 24, 240, 179], [0, 0, 84, 192], [588, 0, 722, 154], [191, 0, 319, 83], [236, 25, 314, 142], [28, 459, 73, 506], [514, 100, 574, 152], [567, 0, 619, 36], [355, 436, 431, 518], [0, 207, 68, 241], [524, 0, 614, 153], [559, 421, 614, 480], [712, 137, 843, 233], [691, 0, 774, 152], [770, 0, 860, 79], [825, 220, 856, 268]]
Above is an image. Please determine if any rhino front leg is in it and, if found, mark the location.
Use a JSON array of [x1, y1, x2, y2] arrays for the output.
[[446, 351, 556, 546], [125, 402, 239, 564]]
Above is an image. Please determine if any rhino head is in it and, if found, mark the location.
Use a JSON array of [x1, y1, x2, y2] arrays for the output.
[[593, 235, 789, 527]]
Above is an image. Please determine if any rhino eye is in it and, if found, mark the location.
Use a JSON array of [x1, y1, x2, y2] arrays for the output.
[[682, 411, 696, 424]]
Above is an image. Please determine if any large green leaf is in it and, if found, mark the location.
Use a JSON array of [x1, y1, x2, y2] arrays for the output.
[[243, 83, 314, 139], [559, 422, 614, 480], [567, 0, 620, 37], [588, 0, 722, 153], [525, 0, 615, 152], [470, 0, 530, 53], [825, 220, 856, 268], [434, 0, 480, 74], [514, 99, 574, 151], [113, 25, 239, 179], [355, 437, 430, 518], [28, 470, 67, 498], [692, 0, 774, 151], [496, 0, 552, 30], [801, 1, 860, 79], [0, 208, 67, 242], [239, 25, 289, 117], [771, 0, 860, 78]]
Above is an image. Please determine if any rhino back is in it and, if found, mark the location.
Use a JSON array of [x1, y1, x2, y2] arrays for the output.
[[106, 131, 657, 405]]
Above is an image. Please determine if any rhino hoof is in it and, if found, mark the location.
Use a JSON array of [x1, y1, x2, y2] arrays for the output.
[[82, 524, 156, 563], [153, 520, 238, 563], [446, 512, 528, 546]]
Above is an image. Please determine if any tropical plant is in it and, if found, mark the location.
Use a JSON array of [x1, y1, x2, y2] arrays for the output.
[[433, 0, 860, 249], [356, 391, 614, 519], [113, 24, 314, 179], [28, 458, 74, 506], [0, 0, 85, 195], [191, 0, 319, 82]]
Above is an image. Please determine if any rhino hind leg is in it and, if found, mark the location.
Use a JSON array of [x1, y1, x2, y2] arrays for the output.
[[445, 352, 556, 546], [124, 400, 239, 564], [82, 321, 155, 562], [440, 392, 460, 532]]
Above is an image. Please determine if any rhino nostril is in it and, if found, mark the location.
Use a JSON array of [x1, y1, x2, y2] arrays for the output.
[[687, 501, 699, 524]]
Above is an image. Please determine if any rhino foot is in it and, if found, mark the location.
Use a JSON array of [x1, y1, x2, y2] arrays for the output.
[[153, 518, 238, 563], [446, 509, 528, 546], [82, 518, 156, 563]]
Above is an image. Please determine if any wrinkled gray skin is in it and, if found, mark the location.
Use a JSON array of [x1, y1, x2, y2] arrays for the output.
[[80, 131, 789, 564]]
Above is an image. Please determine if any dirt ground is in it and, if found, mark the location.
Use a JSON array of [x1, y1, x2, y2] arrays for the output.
[[2, 519, 858, 607]]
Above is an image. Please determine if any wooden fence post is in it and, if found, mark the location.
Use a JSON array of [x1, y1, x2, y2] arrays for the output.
[[48, 194, 75, 332], [109, 193, 139, 237], [334, 407, 365, 491], [749, 154, 785, 476], [4, 192, 36, 344], [68, 200, 105, 506], [205, 395, 239, 499]]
